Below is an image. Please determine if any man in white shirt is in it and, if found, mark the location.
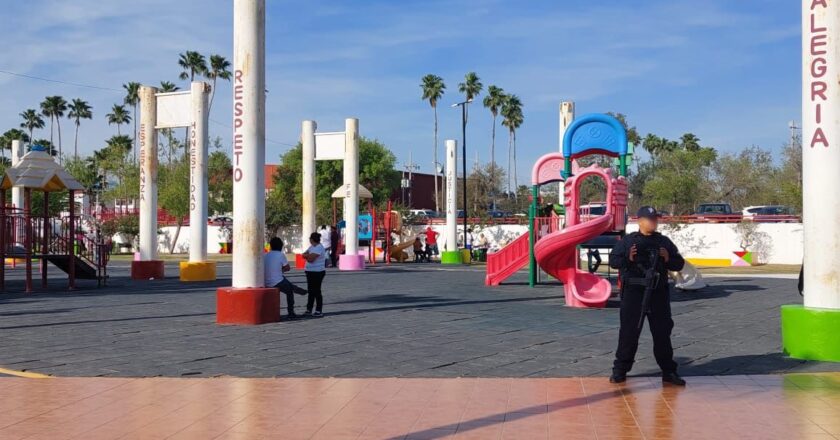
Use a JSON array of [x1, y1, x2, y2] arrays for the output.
[[318, 225, 332, 267], [264, 237, 307, 318]]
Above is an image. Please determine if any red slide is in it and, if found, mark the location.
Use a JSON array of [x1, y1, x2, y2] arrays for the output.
[[533, 213, 613, 308], [484, 233, 530, 286]]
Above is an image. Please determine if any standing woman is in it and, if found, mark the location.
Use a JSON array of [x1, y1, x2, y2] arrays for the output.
[[303, 232, 327, 317]]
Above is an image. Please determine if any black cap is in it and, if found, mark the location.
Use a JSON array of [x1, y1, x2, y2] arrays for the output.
[[636, 206, 659, 219]]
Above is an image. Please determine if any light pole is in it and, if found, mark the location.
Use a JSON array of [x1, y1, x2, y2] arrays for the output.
[[452, 99, 472, 247]]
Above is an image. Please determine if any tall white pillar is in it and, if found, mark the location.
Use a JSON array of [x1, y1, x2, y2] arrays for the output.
[[802, 1, 840, 309], [301, 120, 317, 251], [231, 0, 266, 288], [559, 101, 575, 204], [780, 0, 840, 362], [445, 140, 458, 252], [10, 140, 23, 209], [138, 86, 159, 261], [343, 118, 359, 257], [189, 81, 210, 262]]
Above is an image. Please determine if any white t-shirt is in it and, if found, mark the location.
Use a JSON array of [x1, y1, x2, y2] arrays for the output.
[[304, 243, 327, 272], [264, 251, 289, 287], [320, 228, 332, 249]]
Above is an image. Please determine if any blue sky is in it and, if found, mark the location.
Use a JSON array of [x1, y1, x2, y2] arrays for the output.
[[1, 0, 800, 185]]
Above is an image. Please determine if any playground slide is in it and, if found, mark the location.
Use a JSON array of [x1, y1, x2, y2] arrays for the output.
[[533, 214, 613, 308], [670, 262, 707, 291], [484, 233, 530, 286]]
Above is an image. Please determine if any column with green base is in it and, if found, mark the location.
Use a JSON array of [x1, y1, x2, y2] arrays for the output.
[[528, 185, 538, 287], [441, 139, 461, 265], [782, 2, 840, 362]]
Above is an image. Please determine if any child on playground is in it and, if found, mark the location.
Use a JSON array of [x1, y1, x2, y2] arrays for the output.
[[413, 237, 427, 263], [264, 238, 307, 318], [302, 232, 327, 317]]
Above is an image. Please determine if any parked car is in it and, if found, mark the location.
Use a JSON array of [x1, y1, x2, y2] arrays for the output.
[[695, 203, 733, 215], [488, 210, 512, 218], [742, 205, 795, 217], [579, 203, 607, 216], [408, 209, 438, 218]]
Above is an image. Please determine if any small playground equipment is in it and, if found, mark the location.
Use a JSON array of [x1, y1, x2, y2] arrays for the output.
[[485, 113, 629, 308], [0, 145, 109, 292]]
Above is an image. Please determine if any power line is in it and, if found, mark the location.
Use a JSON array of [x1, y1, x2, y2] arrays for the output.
[[0, 69, 122, 92], [209, 118, 297, 148]]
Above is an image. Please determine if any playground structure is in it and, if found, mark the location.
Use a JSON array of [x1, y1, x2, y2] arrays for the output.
[[133, 81, 216, 282], [0, 145, 108, 292], [486, 113, 630, 308]]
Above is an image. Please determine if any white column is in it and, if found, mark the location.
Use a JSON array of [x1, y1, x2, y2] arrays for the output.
[[301, 120, 317, 250], [559, 101, 575, 204], [445, 140, 458, 252], [189, 81, 210, 262], [343, 118, 359, 256], [138, 86, 159, 261], [231, 0, 266, 288], [803, 1, 840, 309], [10, 140, 23, 209]]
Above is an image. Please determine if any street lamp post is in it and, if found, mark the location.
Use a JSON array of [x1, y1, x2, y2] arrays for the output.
[[452, 99, 471, 248]]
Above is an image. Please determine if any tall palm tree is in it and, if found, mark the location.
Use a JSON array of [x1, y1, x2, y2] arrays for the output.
[[40, 96, 68, 161], [420, 74, 446, 212], [19, 109, 45, 146], [206, 54, 232, 112], [67, 99, 93, 158], [0, 129, 30, 160], [159, 81, 180, 92], [501, 95, 523, 196], [679, 133, 701, 151], [178, 51, 208, 82], [123, 82, 141, 162], [457, 72, 483, 122], [482, 85, 506, 204], [106, 104, 131, 136]]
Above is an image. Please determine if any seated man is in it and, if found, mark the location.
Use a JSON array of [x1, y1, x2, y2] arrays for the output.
[[264, 237, 307, 318], [413, 237, 426, 263]]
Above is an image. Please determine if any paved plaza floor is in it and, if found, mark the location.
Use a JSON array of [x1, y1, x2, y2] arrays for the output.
[[1, 374, 839, 439], [0, 261, 836, 378]]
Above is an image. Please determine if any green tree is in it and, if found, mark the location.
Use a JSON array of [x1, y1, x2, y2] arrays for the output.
[[40, 96, 68, 161], [178, 51, 208, 82], [420, 73, 446, 212], [158, 159, 191, 253], [606, 112, 642, 146], [778, 134, 802, 212], [123, 82, 141, 162], [208, 144, 233, 215], [159, 81, 180, 92], [458, 71, 483, 122], [267, 137, 399, 232], [643, 147, 717, 214], [501, 94, 523, 195], [709, 146, 778, 210], [67, 98, 93, 158], [31, 139, 57, 156], [106, 104, 131, 136], [206, 54, 232, 112], [19, 109, 44, 146], [0, 129, 29, 160], [483, 85, 506, 199]]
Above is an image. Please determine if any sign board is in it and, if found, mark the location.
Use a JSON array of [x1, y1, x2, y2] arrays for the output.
[[156, 91, 192, 129], [315, 132, 345, 161], [358, 214, 373, 240]]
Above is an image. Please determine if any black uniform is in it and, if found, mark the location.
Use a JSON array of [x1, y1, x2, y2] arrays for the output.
[[609, 231, 685, 375]]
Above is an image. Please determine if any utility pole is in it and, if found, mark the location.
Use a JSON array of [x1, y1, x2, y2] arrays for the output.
[[403, 152, 419, 209], [789, 120, 800, 147]]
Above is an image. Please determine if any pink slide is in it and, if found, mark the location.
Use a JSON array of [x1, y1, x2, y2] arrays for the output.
[[484, 233, 529, 286], [533, 214, 613, 307]]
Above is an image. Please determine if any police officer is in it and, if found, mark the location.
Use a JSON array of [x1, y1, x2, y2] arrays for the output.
[[609, 206, 686, 386]]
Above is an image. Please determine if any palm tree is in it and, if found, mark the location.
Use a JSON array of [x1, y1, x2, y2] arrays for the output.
[[457, 72, 483, 122], [680, 133, 701, 151], [178, 51, 208, 82], [420, 74, 446, 212], [19, 109, 45, 146], [206, 54, 232, 112], [123, 82, 141, 162], [159, 81, 180, 92], [67, 99, 93, 158], [483, 85, 506, 204], [106, 104, 131, 135], [40, 96, 68, 161], [0, 129, 30, 160], [501, 95, 523, 196]]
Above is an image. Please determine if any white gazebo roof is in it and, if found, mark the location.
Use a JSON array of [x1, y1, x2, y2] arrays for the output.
[[331, 184, 373, 199], [1, 149, 85, 192]]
